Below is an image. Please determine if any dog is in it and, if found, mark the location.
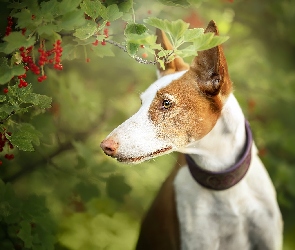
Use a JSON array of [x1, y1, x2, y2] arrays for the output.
[[100, 20, 283, 250]]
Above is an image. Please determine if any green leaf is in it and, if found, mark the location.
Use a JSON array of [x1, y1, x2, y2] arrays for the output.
[[27, 93, 52, 109], [118, 0, 133, 12], [37, 24, 59, 36], [167, 19, 189, 41], [101, 4, 123, 21], [57, 0, 82, 15], [126, 42, 139, 56], [177, 44, 197, 58], [80, 0, 103, 19], [144, 17, 189, 45], [158, 0, 190, 6], [1, 32, 36, 54], [91, 43, 115, 57], [201, 35, 229, 50], [12, 9, 35, 30], [59, 9, 86, 31], [194, 32, 229, 51], [126, 33, 157, 45], [106, 175, 132, 203], [124, 23, 147, 36], [18, 221, 33, 248], [0, 95, 6, 102], [0, 58, 25, 85], [9, 123, 42, 151], [183, 28, 204, 42], [74, 20, 98, 40]]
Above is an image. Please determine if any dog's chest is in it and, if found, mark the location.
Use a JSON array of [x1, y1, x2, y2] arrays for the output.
[[173, 166, 254, 250]]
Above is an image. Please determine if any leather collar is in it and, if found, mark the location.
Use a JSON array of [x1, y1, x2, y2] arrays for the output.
[[185, 121, 253, 191]]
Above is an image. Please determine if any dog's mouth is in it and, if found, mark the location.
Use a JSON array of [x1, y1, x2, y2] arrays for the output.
[[116, 146, 173, 164]]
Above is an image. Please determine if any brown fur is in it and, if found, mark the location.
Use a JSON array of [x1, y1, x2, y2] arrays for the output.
[[137, 20, 233, 249], [136, 154, 185, 250], [148, 21, 231, 147]]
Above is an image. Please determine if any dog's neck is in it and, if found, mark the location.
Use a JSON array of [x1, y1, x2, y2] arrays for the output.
[[179, 94, 246, 172]]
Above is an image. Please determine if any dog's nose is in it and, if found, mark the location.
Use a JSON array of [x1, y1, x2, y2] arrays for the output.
[[100, 138, 119, 157]]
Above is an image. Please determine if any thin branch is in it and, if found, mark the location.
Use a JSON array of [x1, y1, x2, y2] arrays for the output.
[[106, 39, 158, 65], [0, 111, 15, 124]]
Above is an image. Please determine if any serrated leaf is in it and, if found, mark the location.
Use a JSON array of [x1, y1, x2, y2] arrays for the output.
[[9, 123, 42, 151], [57, 0, 82, 15], [177, 44, 197, 58], [0, 95, 6, 102], [61, 43, 77, 60], [124, 23, 147, 35], [144, 17, 168, 32], [144, 17, 189, 46], [167, 19, 189, 41], [158, 0, 190, 6], [40, 0, 58, 14], [91, 44, 115, 57], [194, 32, 229, 51], [118, 0, 133, 12], [37, 24, 59, 36], [80, 0, 103, 19], [18, 221, 33, 248], [0, 104, 15, 120], [200, 35, 229, 50], [59, 9, 86, 31], [126, 42, 139, 56], [101, 4, 123, 21], [1, 32, 36, 54], [74, 20, 98, 40], [126, 33, 157, 45], [183, 28, 204, 42], [0, 58, 25, 85], [25, 94, 51, 109], [12, 9, 35, 30]]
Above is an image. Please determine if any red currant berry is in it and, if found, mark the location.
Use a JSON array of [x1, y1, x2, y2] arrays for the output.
[[103, 28, 109, 38], [142, 53, 148, 58], [3, 88, 9, 94], [101, 40, 107, 46], [106, 21, 111, 26], [92, 39, 99, 46]]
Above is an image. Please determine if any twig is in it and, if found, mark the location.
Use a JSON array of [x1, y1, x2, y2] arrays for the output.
[[106, 39, 158, 65], [0, 111, 15, 125]]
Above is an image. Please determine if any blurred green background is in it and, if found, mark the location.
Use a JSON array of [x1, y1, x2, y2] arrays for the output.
[[1, 0, 295, 249]]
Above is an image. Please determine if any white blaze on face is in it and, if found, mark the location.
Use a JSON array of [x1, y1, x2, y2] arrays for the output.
[[105, 71, 187, 163]]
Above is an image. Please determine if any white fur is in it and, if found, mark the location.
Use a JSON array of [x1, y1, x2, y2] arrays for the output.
[[105, 71, 186, 163], [103, 69, 283, 249], [174, 94, 283, 250], [178, 94, 246, 171]]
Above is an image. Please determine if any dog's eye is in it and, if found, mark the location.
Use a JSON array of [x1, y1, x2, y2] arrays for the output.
[[162, 99, 172, 109]]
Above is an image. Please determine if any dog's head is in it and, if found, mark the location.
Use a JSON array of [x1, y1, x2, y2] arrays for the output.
[[101, 20, 232, 164]]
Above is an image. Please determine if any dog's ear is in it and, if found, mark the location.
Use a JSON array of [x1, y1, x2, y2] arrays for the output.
[[156, 29, 189, 77], [190, 20, 231, 97]]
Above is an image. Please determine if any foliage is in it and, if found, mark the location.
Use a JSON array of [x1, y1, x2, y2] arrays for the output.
[[0, 0, 294, 250]]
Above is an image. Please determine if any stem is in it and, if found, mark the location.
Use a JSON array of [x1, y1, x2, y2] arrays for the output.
[[106, 39, 157, 65], [131, 6, 136, 23]]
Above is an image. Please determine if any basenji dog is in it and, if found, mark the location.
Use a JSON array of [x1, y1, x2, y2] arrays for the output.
[[100, 20, 283, 250]]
